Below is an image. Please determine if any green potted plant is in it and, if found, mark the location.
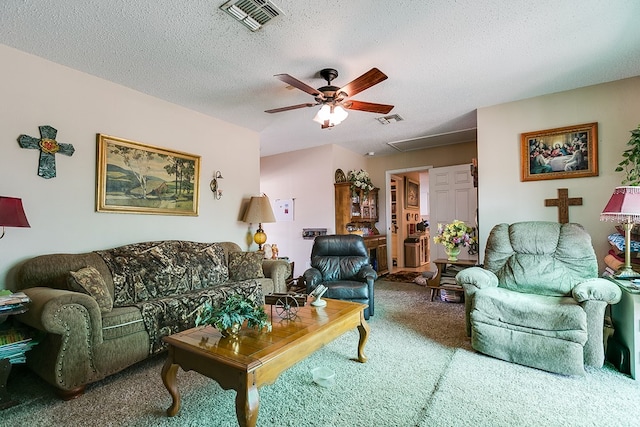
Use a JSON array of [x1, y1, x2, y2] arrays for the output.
[[195, 294, 271, 337], [615, 124, 640, 185]]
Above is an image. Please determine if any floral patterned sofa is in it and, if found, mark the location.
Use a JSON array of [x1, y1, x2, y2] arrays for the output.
[[14, 240, 289, 399]]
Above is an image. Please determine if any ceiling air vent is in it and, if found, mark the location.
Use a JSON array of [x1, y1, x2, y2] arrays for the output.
[[376, 114, 404, 125], [220, 0, 283, 32]]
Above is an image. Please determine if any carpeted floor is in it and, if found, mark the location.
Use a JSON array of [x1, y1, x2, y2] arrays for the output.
[[2, 281, 639, 426]]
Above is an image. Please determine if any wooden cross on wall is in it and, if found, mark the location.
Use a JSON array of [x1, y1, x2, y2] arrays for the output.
[[544, 188, 583, 224], [18, 125, 75, 179]]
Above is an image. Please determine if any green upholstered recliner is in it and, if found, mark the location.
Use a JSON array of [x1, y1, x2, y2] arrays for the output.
[[456, 222, 621, 376]]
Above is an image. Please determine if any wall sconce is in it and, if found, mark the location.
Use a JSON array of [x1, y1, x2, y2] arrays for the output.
[[210, 171, 223, 200]]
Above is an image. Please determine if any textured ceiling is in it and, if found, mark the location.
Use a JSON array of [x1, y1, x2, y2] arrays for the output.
[[2, 1, 640, 157]]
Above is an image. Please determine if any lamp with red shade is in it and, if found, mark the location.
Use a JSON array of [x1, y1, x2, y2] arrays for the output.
[[600, 186, 640, 278], [0, 196, 30, 239]]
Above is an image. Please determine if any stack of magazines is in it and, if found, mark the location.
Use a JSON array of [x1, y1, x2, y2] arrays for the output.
[[603, 275, 640, 293], [0, 291, 37, 364], [0, 291, 30, 316]]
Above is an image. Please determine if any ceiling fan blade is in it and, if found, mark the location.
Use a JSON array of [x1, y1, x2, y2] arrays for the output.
[[343, 100, 394, 114], [274, 74, 322, 97], [338, 68, 388, 97], [265, 103, 317, 114]]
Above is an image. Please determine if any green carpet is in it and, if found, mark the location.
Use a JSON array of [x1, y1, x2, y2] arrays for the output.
[[2, 281, 639, 426]]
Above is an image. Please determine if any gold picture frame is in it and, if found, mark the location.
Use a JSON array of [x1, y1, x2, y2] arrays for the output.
[[405, 177, 419, 209], [521, 122, 598, 182], [96, 134, 200, 215]]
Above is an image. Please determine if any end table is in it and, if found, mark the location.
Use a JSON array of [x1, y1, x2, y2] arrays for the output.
[[607, 277, 640, 380], [426, 258, 477, 301], [0, 295, 32, 410]]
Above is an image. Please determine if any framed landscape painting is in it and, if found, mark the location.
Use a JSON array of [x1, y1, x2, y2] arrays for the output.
[[96, 134, 200, 215], [520, 122, 598, 182]]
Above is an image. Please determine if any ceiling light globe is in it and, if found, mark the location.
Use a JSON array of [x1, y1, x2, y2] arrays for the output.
[[332, 106, 348, 124], [313, 105, 332, 124]]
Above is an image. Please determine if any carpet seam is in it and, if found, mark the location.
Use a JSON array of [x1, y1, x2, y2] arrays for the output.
[[414, 347, 460, 425]]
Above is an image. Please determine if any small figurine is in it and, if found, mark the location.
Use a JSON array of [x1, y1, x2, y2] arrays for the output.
[[271, 244, 279, 259], [262, 244, 272, 259]]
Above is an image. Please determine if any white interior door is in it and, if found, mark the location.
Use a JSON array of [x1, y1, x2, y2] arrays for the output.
[[428, 164, 478, 261]]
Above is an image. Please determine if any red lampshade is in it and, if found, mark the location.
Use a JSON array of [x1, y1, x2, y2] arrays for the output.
[[0, 196, 30, 228], [600, 186, 640, 223]]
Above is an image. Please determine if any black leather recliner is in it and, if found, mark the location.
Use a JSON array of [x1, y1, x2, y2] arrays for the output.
[[303, 234, 377, 319]]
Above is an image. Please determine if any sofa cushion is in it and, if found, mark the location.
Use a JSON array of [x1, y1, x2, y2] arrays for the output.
[[473, 287, 587, 336], [136, 279, 263, 354], [228, 251, 265, 281], [101, 306, 146, 340], [68, 266, 113, 313], [324, 280, 369, 299], [97, 241, 230, 306]]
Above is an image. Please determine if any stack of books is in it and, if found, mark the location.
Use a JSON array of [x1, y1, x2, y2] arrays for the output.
[[0, 291, 30, 316], [0, 327, 37, 364]]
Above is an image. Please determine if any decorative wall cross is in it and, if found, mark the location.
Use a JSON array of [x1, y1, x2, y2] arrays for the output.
[[18, 125, 75, 179], [544, 188, 583, 224]]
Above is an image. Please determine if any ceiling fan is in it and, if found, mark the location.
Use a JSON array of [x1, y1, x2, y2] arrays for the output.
[[265, 67, 394, 129]]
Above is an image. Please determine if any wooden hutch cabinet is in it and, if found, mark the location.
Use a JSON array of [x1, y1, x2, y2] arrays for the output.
[[334, 182, 388, 275]]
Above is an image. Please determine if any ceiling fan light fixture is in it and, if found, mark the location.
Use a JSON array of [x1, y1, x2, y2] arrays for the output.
[[313, 104, 348, 128]]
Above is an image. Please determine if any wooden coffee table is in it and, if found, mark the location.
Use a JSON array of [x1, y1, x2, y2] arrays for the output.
[[161, 298, 369, 427]]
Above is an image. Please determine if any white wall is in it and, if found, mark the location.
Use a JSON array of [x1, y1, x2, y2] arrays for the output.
[[260, 144, 366, 277], [0, 44, 260, 289], [477, 76, 640, 266]]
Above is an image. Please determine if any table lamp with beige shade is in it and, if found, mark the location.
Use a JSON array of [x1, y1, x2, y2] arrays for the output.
[[243, 194, 276, 251]]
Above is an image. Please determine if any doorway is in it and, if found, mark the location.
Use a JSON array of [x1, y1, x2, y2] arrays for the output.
[[386, 167, 431, 274], [428, 164, 478, 262], [385, 163, 478, 273]]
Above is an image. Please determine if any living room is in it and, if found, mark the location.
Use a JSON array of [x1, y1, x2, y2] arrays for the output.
[[2, 2, 640, 425], [1, 3, 640, 284]]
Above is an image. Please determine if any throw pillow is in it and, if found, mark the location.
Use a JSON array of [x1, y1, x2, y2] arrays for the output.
[[414, 276, 428, 286], [228, 251, 265, 282], [68, 266, 113, 313], [421, 270, 437, 279]]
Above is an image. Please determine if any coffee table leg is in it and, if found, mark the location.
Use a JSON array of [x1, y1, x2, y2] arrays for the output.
[[161, 350, 181, 417], [236, 374, 260, 427], [357, 311, 370, 363]]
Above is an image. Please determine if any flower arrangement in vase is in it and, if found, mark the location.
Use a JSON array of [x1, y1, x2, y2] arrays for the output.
[[195, 294, 271, 338], [348, 169, 375, 196], [433, 220, 476, 261]]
